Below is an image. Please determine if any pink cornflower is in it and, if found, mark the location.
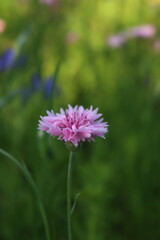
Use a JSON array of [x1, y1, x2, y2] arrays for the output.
[[107, 35, 126, 48], [107, 24, 156, 48], [38, 105, 108, 148], [129, 25, 156, 38], [40, 0, 58, 5], [65, 31, 80, 45], [0, 19, 6, 34]]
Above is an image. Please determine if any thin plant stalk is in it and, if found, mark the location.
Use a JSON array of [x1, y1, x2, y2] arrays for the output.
[[67, 151, 75, 240], [0, 148, 51, 240], [38, 202, 51, 240]]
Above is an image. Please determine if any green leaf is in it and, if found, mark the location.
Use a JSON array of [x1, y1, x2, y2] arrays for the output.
[[0, 148, 51, 240]]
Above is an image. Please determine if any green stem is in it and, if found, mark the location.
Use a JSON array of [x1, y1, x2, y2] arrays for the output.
[[67, 151, 75, 240], [38, 202, 51, 240]]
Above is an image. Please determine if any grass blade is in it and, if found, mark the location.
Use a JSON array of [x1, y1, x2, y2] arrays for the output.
[[0, 148, 51, 240]]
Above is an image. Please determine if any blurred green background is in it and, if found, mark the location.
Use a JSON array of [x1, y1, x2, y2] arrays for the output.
[[1, 0, 160, 239]]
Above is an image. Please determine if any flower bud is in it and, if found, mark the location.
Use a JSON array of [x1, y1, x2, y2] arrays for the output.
[[66, 142, 83, 152]]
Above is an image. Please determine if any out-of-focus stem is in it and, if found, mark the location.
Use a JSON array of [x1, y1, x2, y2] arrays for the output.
[[67, 151, 75, 240]]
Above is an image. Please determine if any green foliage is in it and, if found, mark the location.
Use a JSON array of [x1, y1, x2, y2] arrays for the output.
[[1, 0, 160, 239]]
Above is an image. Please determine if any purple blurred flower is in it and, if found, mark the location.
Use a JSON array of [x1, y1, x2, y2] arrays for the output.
[[44, 77, 55, 99], [29, 73, 55, 100], [0, 49, 15, 71], [107, 35, 126, 48], [0, 49, 27, 71], [31, 73, 42, 92], [107, 24, 156, 48]]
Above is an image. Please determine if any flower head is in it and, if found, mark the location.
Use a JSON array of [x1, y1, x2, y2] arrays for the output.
[[107, 24, 156, 48], [0, 49, 27, 71], [44, 77, 55, 99], [0, 19, 6, 34], [130, 25, 156, 38], [40, 0, 58, 6], [31, 73, 41, 92], [0, 49, 14, 71], [38, 105, 108, 148], [65, 31, 80, 45], [107, 35, 126, 48]]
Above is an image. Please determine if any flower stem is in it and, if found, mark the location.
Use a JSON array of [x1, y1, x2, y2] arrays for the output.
[[38, 202, 51, 240], [67, 151, 75, 240]]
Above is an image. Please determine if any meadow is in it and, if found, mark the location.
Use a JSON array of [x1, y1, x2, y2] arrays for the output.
[[0, 0, 160, 239]]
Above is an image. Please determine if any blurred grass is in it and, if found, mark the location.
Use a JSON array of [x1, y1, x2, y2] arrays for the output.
[[1, 0, 160, 239]]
